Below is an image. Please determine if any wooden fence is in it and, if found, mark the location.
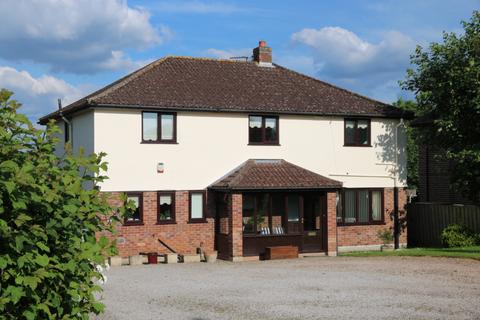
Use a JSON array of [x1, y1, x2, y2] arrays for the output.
[[407, 203, 480, 247]]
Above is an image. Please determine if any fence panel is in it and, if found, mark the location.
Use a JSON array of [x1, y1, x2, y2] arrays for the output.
[[407, 203, 480, 247]]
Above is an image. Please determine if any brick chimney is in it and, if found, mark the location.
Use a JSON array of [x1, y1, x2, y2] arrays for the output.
[[253, 40, 272, 66]]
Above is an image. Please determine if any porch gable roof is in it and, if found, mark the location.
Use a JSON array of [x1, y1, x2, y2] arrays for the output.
[[209, 159, 342, 191]]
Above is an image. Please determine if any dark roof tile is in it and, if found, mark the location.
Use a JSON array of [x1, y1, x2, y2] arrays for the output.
[[209, 159, 342, 190], [39, 56, 409, 124]]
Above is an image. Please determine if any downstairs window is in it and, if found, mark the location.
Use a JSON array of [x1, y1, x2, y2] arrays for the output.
[[336, 189, 384, 225]]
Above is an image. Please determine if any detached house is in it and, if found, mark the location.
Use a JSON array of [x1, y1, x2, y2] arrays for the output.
[[40, 41, 409, 260]]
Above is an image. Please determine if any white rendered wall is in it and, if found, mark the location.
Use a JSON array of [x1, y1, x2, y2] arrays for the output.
[[53, 110, 94, 157], [93, 109, 407, 192]]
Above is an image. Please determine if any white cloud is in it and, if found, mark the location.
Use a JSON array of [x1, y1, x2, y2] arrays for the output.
[[0, 66, 90, 121], [291, 26, 416, 102], [0, 0, 170, 74], [154, 1, 244, 14], [204, 48, 252, 59]]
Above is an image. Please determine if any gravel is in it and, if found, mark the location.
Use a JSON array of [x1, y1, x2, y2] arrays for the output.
[[95, 257, 480, 320]]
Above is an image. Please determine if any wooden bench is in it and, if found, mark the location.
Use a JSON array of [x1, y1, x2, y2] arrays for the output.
[[265, 246, 299, 260]]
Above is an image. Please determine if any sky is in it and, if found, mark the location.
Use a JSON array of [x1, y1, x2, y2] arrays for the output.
[[0, 0, 478, 122]]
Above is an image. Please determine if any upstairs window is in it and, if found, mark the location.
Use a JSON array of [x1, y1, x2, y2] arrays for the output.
[[142, 111, 176, 143], [344, 118, 370, 146], [125, 192, 143, 225], [249, 115, 279, 145]]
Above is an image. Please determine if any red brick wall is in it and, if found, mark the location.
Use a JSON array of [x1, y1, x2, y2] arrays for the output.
[[337, 188, 407, 247], [102, 191, 214, 257], [326, 191, 338, 255], [229, 193, 243, 258]]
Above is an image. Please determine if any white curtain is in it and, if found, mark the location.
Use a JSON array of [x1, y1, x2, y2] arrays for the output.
[[191, 193, 203, 219]]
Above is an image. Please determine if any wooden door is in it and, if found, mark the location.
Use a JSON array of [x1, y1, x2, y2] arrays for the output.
[[301, 193, 325, 252]]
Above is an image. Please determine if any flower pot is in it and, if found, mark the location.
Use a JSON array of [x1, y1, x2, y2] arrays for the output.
[[147, 252, 158, 264], [205, 251, 218, 263]]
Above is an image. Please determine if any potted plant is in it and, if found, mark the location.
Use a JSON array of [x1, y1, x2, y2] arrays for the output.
[[205, 251, 218, 263], [377, 228, 394, 251]]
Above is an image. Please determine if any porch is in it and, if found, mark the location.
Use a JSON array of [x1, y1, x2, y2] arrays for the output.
[[209, 159, 342, 260]]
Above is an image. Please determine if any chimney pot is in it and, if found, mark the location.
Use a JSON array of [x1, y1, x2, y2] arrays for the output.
[[259, 40, 266, 47]]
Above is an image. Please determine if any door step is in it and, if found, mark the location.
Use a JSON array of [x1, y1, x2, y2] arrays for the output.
[[299, 252, 326, 258]]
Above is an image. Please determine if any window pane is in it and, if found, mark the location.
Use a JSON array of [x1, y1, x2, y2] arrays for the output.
[[336, 192, 343, 223], [372, 191, 382, 221], [345, 120, 356, 145], [358, 190, 369, 222], [357, 120, 369, 145], [287, 195, 300, 222], [143, 112, 157, 141], [271, 194, 285, 234], [256, 194, 269, 234], [344, 190, 356, 223], [242, 194, 255, 233], [161, 114, 174, 140], [249, 116, 263, 143], [159, 195, 173, 221], [191, 193, 203, 219], [127, 195, 141, 221], [265, 117, 277, 142]]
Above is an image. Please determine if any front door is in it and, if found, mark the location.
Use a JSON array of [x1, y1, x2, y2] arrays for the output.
[[302, 193, 325, 252]]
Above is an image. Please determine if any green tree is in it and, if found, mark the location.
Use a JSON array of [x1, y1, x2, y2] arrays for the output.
[[402, 11, 480, 202], [393, 98, 419, 189], [0, 89, 128, 319]]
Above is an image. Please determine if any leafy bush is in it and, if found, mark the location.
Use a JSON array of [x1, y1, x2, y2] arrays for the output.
[[441, 224, 479, 248], [0, 89, 128, 319], [377, 228, 394, 245]]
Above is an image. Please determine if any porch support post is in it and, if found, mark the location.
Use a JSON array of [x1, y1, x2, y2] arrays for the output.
[[326, 191, 338, 256], [229, 193, 243, 260]]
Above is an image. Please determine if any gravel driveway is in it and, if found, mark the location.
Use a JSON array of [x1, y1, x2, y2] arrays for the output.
[[95, 257, 480, 320]]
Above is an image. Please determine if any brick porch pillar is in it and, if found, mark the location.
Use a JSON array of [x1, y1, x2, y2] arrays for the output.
[[326, 191, 338, 256], [229, 193, 243, 260]]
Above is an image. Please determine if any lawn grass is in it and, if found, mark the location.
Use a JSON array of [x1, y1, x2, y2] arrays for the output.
[[341, 246, 480, 260]]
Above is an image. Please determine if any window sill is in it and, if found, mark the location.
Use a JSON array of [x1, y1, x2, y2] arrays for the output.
[[123, 222, 144, 226], [248, 143, 281, 146], [141, 141, 178, 144], [156, 221, 177, 225], [188, 219, 208, 224], [337, 221, 385, 226], [343, 144, 372, 147]]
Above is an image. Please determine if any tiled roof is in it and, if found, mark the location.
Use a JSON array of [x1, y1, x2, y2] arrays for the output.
[[39, 56, 410, 124], [209, 159, 342, 190]]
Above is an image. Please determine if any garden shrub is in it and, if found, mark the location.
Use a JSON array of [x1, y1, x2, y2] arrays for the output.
[[0, 89, 130, 319], [441, 224, 479, 248]]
